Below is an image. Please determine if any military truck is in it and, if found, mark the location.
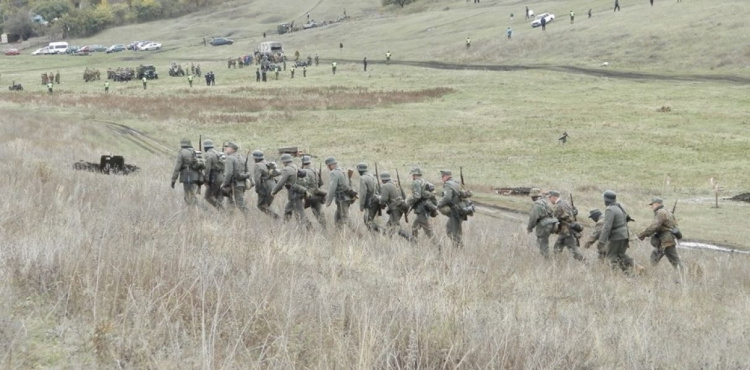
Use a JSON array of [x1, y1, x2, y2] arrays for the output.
[[259, 41, 284, 56], [137, 64, 159, 79]]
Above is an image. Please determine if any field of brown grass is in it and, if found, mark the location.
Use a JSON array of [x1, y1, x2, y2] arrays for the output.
[[2, 109, 750, 368]]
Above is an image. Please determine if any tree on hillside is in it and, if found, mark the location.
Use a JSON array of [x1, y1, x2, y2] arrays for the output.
[[382, 0, 416, 8], [32, 0, 72, 22], [4, 8, 36, 39]]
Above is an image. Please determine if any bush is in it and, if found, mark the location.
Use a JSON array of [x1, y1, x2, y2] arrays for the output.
[[133, 0, 163, 22], [382, 0, 416, 8], [59, 3, 113, 37]]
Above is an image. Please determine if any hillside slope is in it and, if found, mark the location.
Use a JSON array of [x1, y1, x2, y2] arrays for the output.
[[70, 0, 750, 72]]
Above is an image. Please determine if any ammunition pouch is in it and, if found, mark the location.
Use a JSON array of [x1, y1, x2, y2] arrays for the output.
[[671, 227, 683, 240], [569, 222, 584, 233], [539, 217, 559, 227], [314, 188, 328, 197], [220, 184, 232, 197], [456, 200, 475, 217], [650, 235, 661, 248], [236, 172, 250, 181], [438, 205, 452, 216], [344, 188, 358, 199]]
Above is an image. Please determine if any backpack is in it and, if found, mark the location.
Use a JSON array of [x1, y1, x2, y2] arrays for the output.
[[216, 152, 226, 172], [190, 149, 206, 171]]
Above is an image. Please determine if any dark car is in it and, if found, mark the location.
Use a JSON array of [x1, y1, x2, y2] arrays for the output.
[[65, 46, 80, 54], [4, 48, 20, 56], [91, 44, 107, 52], [210, 37, 234, 46], [106, 44, 126, 53]]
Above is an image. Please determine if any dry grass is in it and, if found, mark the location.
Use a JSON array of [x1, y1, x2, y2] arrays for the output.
[[2, 110, 750, 368]]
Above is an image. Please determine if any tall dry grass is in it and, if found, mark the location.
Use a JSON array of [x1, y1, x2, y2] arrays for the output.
[[1, 113, 750, 368]]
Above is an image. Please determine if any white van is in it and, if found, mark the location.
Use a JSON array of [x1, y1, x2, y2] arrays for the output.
[[48, 41, 69, 54], [258, 41, 283, 56]]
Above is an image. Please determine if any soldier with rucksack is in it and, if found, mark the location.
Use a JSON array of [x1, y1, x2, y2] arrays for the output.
[[549, 191, 585, 261], [253, 150, 281, 219], [324, 157, 356, 228], [301, 156, 327, 229], [406, 167, 438, 240], [357, 162, 381, 233], [437, 169, 473, 248], [171, 138, 205, 205], [379, 172, 413, 241], [221, 142, 250, 212], [202, 139, 225, 209], [271, 154, 311, 228], [526, 188, 555, 258]]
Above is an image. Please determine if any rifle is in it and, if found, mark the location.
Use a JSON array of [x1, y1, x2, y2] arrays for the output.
[[672, 199, 678, 215], [395, 169, 409, 223], [570, 193, 577, 222], [196, 134, 202, 194], [460, 167, 465, 189], [374, 162, 382, 216]]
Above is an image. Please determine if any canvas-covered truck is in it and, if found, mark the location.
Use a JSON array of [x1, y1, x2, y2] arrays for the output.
[[259, 41, 283, 56]]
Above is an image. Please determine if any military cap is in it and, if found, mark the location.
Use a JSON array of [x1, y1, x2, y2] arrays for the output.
[[440, 169, 452, 177], [529, 188, 542, 197], [356, 162, 368, 171], [301, 155, 312, 165], [548, 190, 561, 197], [180, 138, 191, 147], [410, 167, 423, 176], [280, 153, 293, 163], [252, 150, 264, 159], [202, 139, 214, 148], [325, 157, 337, 165], [589, 208, 602, 220], [603, 190, 617, 201], [225, 141, 238, 150], [380, 171, 391, 180], [648, 197, 663, 205]]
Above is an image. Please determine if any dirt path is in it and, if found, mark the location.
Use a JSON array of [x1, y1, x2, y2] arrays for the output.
[[96, 120, 174, 156], [338, 59, 750, 84]]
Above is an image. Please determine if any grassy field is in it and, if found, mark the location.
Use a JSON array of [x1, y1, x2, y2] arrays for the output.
[[1, 0, 750, 367]]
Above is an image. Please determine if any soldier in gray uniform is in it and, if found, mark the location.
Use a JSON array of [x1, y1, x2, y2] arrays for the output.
[[357, 162, 381, 233], [253, 150, 281, 219], [220, 142, 249, 212], [597, 190, 635, 272], [324, 157, 355, 228], [272, 154, 312, 228], [549, 191, 585, 261], [301, 156, 327, 229], [202, 139, 225, 209], [170, 138, 201, 205], [379, 172, 412, 240], [406, 167, 438, 240], [526, 187, 555, 258], [437, 170, 468, 248]]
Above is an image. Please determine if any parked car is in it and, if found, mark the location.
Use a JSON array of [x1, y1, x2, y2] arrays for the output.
[[4, 48, 20, 56], [78, 45, 94, 53], [531, 12, 555, 27], [135, 41, 154, 50], [32, 47, 51, 55], [210, 37, 233, 46], [107, 44, 126, 53], [140, 42, 162, 51], [127, 41, 142, 50], [66, 46, 80, 54], [90, 44, 107, 52]]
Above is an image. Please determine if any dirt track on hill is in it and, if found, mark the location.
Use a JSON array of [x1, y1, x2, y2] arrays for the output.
[[348, 59, 750, 84]]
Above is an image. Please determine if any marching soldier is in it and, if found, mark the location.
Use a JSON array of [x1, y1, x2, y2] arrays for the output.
[[324, 157, 355, 228], [406, 167, 437, 240], [170, 138, 201, 205], [252, 150, 280, 219], [526, 188, 555, 258], [597, 190, 635, 272], [638, 198, 684, 272], [437, 170, 467, 248], [303, 66, 307, 77], [379, 172, 413, 241], [301, 156, 327, 229], [583, 209, 606, 260], [202, 139, 225, 209], [271, 154, 312, 228], [221, 142, 249, 212], [357, 163, 381, 232], [549, 191, 585, 261]]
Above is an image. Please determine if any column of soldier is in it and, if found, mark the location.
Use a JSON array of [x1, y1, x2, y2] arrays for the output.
[[171, 138, 685, 272]]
